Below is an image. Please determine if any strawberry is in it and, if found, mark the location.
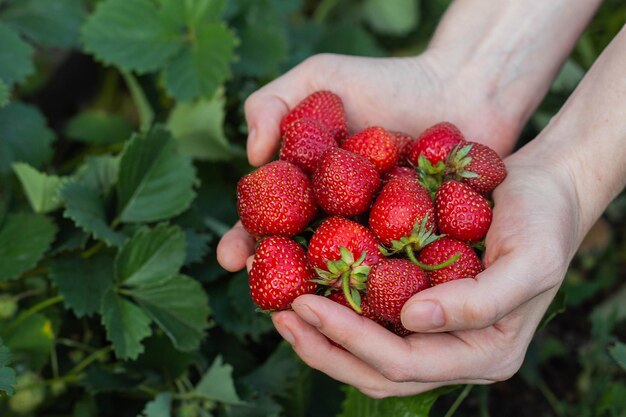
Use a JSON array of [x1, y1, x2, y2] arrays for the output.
[[249, 236, 318, 311], [446, 141, 507, 194], [308, 216, 383, 312], [313, 148, 380, 217], [237, 161, 317, 237], [407, 122, 464, 167], [418, 237, 484, 286], [280, 91, 348, 141], [369, 177, 436, 256], [435, 180, 492, 242], [387, 321, 413, 337], [280, 118, 337, 175], [390, 131, 415, 166], [341, 126, 398, 173], [366, 259, 429, 324], [382, 166, 418, 184]]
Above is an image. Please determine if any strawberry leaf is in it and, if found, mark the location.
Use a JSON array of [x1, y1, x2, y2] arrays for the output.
[[339, 385, 460, 417], [2, 0, 87, 48], [195, 356, 242, 405], [82, 0, 182, 73], [0, 213, 57, 281], [117, 126, 196, 223], [12, 163, 64, 213], [162, 23, 236, 101], [101, 290, 153, 360], [115, 223, 186, 286], [50, 253, 115, 318], [0, 339, 16, 396], [0, 23, 34, 87]]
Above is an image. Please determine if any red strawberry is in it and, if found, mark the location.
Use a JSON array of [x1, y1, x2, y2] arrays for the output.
[[387, 321, 413, 337], [447, 141, 507, 194], [369, 177, 436, 254], [418, 237, 484, 286], [341, 127, 398, 173], [237, 161, 317, 237], [280, 91, 348, 141], [382, 166, 418, 184], [308, 216, 383, 271], [366, 259, 429, 324], [280, 118, 337, 175], [308, 216, 383, 311], [390, 131, 415, 166], [313, 148, 380, 217], [249, 236, 318, 311], [407, 122, 464, 167], [435, 180, 492, 242]]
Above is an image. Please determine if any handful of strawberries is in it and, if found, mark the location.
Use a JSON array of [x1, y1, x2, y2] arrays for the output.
[[237, 91, 506, 336]]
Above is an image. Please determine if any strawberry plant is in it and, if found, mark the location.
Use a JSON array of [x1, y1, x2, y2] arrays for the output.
[[1, 1, 625, 417]]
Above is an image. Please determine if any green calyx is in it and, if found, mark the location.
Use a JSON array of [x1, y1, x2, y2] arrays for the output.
[[416, 154, 446, 195], [446, 143, 479, 180], [386, 215, 440, 256], [313, 246, 369, 314]]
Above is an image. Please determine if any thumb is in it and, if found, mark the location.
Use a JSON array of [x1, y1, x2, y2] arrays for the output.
[[244, 61, 323, 167], [400, 252, 558, 332]]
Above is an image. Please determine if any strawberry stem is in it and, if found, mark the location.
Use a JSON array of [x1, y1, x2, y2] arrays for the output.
[[342, 271, 362, 314], [406, 246, 461, 271]]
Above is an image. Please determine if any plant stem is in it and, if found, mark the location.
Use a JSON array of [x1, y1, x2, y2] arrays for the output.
[[537, 378, 566, 416], [443, 384, 473, 417], [69, 345, 113, 374], [2, 295, 63, 335], [406, 247, 461, 271]]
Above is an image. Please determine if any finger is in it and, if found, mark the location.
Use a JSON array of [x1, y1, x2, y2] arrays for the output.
[[244, 61, 324, 167], [291, 295, 499, 383], [216, 221, 255, 272], [401, 250, 558, 333], [272, 310, 444, 398]]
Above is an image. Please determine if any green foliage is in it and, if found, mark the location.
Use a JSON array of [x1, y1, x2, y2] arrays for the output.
[[0, 0, 624, 416]]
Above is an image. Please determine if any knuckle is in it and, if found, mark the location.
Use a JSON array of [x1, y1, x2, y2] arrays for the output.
[[487, 349, 525, 382], [379, 364, 413, 383]]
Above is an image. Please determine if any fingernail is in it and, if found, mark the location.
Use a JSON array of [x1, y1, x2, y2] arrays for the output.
[[404, 301, 445, 330], [275, 322, 295, 345], [292, 303, 321, 327]]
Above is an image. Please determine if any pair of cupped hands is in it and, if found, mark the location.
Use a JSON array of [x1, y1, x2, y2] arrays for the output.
[[217, 53, 582, 398]]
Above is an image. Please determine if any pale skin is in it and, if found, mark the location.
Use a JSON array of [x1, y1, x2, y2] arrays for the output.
[[217, 0, 626, 398]]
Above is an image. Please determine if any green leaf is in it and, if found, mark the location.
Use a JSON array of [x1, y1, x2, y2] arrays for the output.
[[132, 334, 195, 378], [184, 230, 212, 265], [0, 79, 8, 107], [139, 392, 172, 417], [115, 223, 186, 286], [12, 163, 63, 213], [162, 23, 236, 101], [551, 59, 585, 94], [538, 290, 566, 331], [81, 364, 143, 393], [0, 102, 55, 175], [610, 342, 626, 372], [0, 338, 16, 396], [0, 213, 57, 281], [315, 24, 385, 57], [64, 111, 134, 145], [101, 290, 152, 360], [234, 25, 287, 77], [117, 126, 196, 223], [240, 343, 300, 396], [160, 0, 226, 29], [0, 23, 34, 87], [82, 0, 182, 73], [1, 0, 86, 48], [60, 181, 127, 247], [74, 155, 120, 195], [128, 275, 209, 351], [195, 356, 241, 404], [339, 385, 458, 417], [166, 93, 231, 161], [2, 313, 54, 370], [49, 253, 115, 318], [363, 0, 419, 36]]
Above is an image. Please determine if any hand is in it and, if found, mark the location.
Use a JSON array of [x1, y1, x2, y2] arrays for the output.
[[270, 141, 584, 398], [217, 52, 524, 272]]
